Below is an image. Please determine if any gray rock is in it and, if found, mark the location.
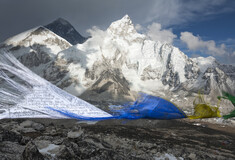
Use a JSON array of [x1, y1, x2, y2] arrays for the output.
[[188, 153, 196, 160], [67, 130, 83, 139], [0, 128, 22, 142], [32, 122, 45, 131], [55, 145, 78, 160], [21, 128, 37, 134], [20, 120, 34, 128], [21, 141, 45, 160], [0, 119, 235, 160], [34, 140, 51, 150], [0, 141, 25, 160], [19, 120, 45, 132]]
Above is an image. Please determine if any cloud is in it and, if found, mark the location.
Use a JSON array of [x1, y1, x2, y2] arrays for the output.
[[190, 53, 201, 58], [145, 0, 235, 27], [135, 24, 143, 32], [180, 32, 227, 56], [86, 26, 107, 47], [0, 0, 234, 42], [146, 23, 177, 44], [233, 51, 235, 56]]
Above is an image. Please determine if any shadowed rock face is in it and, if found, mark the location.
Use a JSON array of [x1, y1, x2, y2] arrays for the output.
[[91, 69, 130, 95], [17, 46, 51, 67], [45, 18, 87, 45], [80, 68, 135, 103]]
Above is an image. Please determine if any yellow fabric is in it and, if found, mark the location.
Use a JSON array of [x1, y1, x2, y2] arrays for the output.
[[189, 93, 221, 119]]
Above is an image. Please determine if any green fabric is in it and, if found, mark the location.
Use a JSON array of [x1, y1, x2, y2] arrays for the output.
[[218, 92, 235, 119], [223, 110, 235, 119], [217, 92, 235, 106]]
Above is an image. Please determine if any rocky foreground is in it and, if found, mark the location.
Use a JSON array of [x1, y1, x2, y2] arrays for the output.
[[0, 118, 234, 160]]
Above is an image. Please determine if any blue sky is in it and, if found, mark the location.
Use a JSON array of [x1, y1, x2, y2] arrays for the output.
[[173, 11, 235, 42], [171, 10, 235, 63], [0, 0, 235, 64], [134, 0, 235, 64], [183, 11, 234, 62]]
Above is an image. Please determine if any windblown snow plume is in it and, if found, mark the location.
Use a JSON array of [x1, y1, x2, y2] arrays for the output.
[[0, 51, 112, 119]]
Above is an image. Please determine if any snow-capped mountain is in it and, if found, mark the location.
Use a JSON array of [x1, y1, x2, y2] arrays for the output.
[[45, 18, 87, 45], [0, 16, 234, 114], [44, 15, 235, 98], [0, 26, 72, 76]]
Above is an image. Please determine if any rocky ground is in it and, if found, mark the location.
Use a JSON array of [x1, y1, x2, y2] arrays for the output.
[[0, 118, 234, 160]]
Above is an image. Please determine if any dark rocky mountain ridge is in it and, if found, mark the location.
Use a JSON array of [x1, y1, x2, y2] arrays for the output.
[[45, 18, 87, 45]]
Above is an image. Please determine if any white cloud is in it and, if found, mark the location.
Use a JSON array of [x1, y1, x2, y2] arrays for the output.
[[145, 0, 234, 27], [86, 26, 108, 47], [135, 24, 143, 32], [190, 54, 201, 58], [233, 51, 235, 56], [146, 23, 176, 44], [180, 32, 227, 56]]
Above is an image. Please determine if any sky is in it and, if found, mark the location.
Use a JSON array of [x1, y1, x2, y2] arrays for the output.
[[0, 0, 235, 64]]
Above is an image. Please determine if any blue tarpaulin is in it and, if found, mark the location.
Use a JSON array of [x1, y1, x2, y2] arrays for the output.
[[111, 93, 187, 120], [48, 93, 187, 120]]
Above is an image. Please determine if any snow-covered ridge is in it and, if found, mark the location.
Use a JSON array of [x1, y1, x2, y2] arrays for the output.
[[4, 26, 71, 49], [45, 15, 235, 103], [4, 27, 39, 46], [0, 26, 72, 77]]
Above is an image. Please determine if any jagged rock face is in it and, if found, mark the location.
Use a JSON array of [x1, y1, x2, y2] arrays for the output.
[[44, 48, 135, 101], [90, 69, 130, 95], [219, 64, 235, 79], [45, 18, 87, 45], [202, 67, 235, 95], [43, 60, 69, 85], [80, 68, 134, 102], [18, 50, 51, 67], [184, 59, 200, 80]]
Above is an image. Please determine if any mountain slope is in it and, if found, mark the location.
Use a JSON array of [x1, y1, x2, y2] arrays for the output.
[[42, 15, 235, 114], [45, 18, 87, 45], [49, 16, 234, 92], [0, 26, 72, 76]]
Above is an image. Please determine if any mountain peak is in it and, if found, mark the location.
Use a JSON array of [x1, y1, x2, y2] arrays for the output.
[[107, 15, 144, 41], [108, 15, 133, 31], [45, 18, 87, 45], [120, 14, 131, 23], [54, 17, 70, 25]]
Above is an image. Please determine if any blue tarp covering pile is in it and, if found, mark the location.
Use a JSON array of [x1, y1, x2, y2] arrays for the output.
[[48, 93, 187, 120]]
